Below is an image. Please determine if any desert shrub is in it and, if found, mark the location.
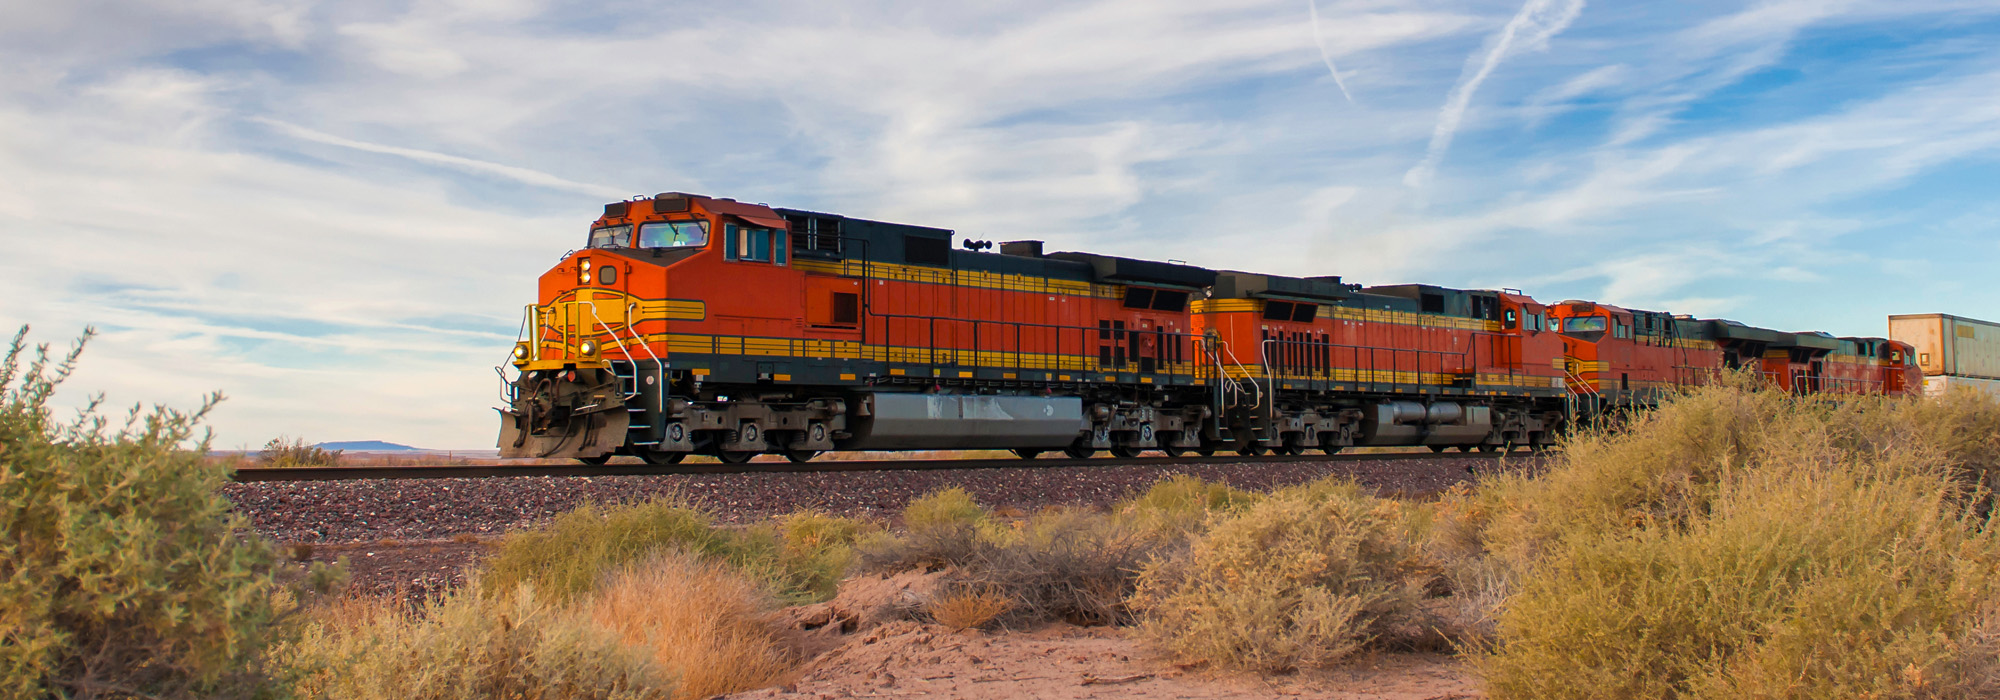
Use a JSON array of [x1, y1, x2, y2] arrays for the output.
[[484, 499, 848, 604], [900, 486, 986, 530], [970, 507, 1164, 626], [1114, 474, 1259, 537], [588, 553, 798, 699], [925, 585, 1012, 630], [1482, 459, 2000, 698], [1130, 477, 1426, 672], [860, 489, 1169, 626], [857, 487, 997, 571], [0, 326, 321, 698], [768, 509, 872, 598], [1824, 387, 2000, 510], [259, 435, 342, 467], [1472, 381, 2000, 699], [279, 583, 669, 700]]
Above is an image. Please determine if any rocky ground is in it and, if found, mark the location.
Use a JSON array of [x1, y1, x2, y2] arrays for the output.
[[735, 621, 1479, 700], [227, 455, 1515, 544], [731, 571, 1482, 700]]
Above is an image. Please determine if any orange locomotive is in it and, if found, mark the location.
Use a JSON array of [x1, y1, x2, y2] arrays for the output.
[[497, 193, 1923, 463]]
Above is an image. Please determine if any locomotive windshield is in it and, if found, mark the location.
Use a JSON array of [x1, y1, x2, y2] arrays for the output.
[[1562, 316, 1608, 334], [637, 220, 710, 249], [587, 224, 633, 248]]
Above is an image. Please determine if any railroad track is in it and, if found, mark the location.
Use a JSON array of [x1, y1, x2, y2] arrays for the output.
[[229, 450, 1513, 482]]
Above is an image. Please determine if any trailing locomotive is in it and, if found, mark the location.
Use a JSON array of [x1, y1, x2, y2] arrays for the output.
[[496, 193, 1922, 463]]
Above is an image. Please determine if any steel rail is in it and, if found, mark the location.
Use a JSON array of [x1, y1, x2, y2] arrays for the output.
[[229, 450, 1517, 483]]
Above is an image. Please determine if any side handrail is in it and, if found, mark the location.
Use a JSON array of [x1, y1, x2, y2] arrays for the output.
[[625, 302, 666, 416]]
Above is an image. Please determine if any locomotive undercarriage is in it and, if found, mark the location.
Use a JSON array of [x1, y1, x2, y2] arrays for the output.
[[503, 360, 1566, 462]]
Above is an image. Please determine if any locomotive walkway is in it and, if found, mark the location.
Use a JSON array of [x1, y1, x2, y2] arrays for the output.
[[230, 450, 1512, 482]]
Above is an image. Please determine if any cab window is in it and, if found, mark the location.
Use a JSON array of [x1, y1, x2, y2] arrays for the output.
[[724, 224, 787, 265], [1563, 316, 1607, 334], [637, 220, 709, 249], [587, 224, 632, 249]]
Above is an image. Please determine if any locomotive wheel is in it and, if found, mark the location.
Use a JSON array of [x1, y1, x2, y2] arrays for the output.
[[1109, 445, 1141, 459], [1275, 436, 1306, 456], [1479, 444, 1499, 453], [637, 450, 686, 465], [577, 454, 613, 465], [1319, 444, 1343, 455], [783, 449, 820, 463], [715, 450, 759, 464], [1160, 444, 1187, 458], [1011, 448, 1042, 460], [1195, 445, 1216, 457], [1063, 444, 1096, 459], [1236, 442, 1267, 457], [1429, 445, 1449, 454]]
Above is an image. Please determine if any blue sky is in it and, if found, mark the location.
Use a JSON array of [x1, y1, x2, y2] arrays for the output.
[[4, 0, 1998, 449]]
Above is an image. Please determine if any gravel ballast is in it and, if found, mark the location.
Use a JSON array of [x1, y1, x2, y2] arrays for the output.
[[225, 456, 1521, 544]]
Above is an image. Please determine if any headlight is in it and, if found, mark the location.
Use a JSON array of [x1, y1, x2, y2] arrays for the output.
[[580, 258, 592, 272], [512, 343, 531, 365], [579, 339, 597, 356], [580, 271, 592, 284]]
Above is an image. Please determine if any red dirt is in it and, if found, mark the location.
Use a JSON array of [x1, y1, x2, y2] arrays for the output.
[[733, 621, 1481, 700]]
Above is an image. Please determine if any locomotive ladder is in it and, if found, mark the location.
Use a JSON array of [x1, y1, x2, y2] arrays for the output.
[[573, 301, 664, 449], [1560, 359, 1603, 426], [1203, 336, 1260, 446]]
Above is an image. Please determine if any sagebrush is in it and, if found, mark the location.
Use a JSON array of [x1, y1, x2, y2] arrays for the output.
[[0, 326, 331, 699], [1131, 478, 1429, 672], [1470, 381, 2000, 699], [483, 498, 863, 604], [589, 553, 799, 700], [279, 582, 669, 700]]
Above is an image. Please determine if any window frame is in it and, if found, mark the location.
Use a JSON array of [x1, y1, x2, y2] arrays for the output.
[[587, 224, 633, 249], [725, 224, 788, 266], [636, 219, 711, 249]]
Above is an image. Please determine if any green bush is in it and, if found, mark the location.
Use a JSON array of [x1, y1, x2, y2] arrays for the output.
[[279, 584, 670, 700], [899, 486, 986, 531], [0, 326, 318, 698], [1113, 474, 1259, 537], [1474, 381, 2000, 699], [856, 487, 997, 572], [1130, 477, 1427, 672], [259, 436, 342, 467], [483, 499, 854, 604]]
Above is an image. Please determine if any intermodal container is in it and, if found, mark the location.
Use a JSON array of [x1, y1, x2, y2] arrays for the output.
[[1889, 313, 2000, 380], [1920, 374, 2000, 400]]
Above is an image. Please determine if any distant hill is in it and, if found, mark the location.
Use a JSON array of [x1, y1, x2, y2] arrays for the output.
[[315, 440, 421, 452]]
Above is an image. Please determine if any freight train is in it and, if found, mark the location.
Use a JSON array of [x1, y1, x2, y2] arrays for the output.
[[496, 192, 1923, 463]]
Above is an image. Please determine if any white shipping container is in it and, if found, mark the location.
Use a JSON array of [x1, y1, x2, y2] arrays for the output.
[[1889, 313, 2000, 380], [1922, 375, 2000, 401]]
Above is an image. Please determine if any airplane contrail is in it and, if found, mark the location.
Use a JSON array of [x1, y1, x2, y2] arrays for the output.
[[1405, 0, 1585, 188], [1307, 0, 1356, 104]]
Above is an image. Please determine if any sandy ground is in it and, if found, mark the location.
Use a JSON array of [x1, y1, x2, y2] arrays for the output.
[[731, 621, 1479, 700]]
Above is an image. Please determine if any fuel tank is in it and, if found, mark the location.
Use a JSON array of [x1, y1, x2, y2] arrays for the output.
[[841, 393, 1085, 450]]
